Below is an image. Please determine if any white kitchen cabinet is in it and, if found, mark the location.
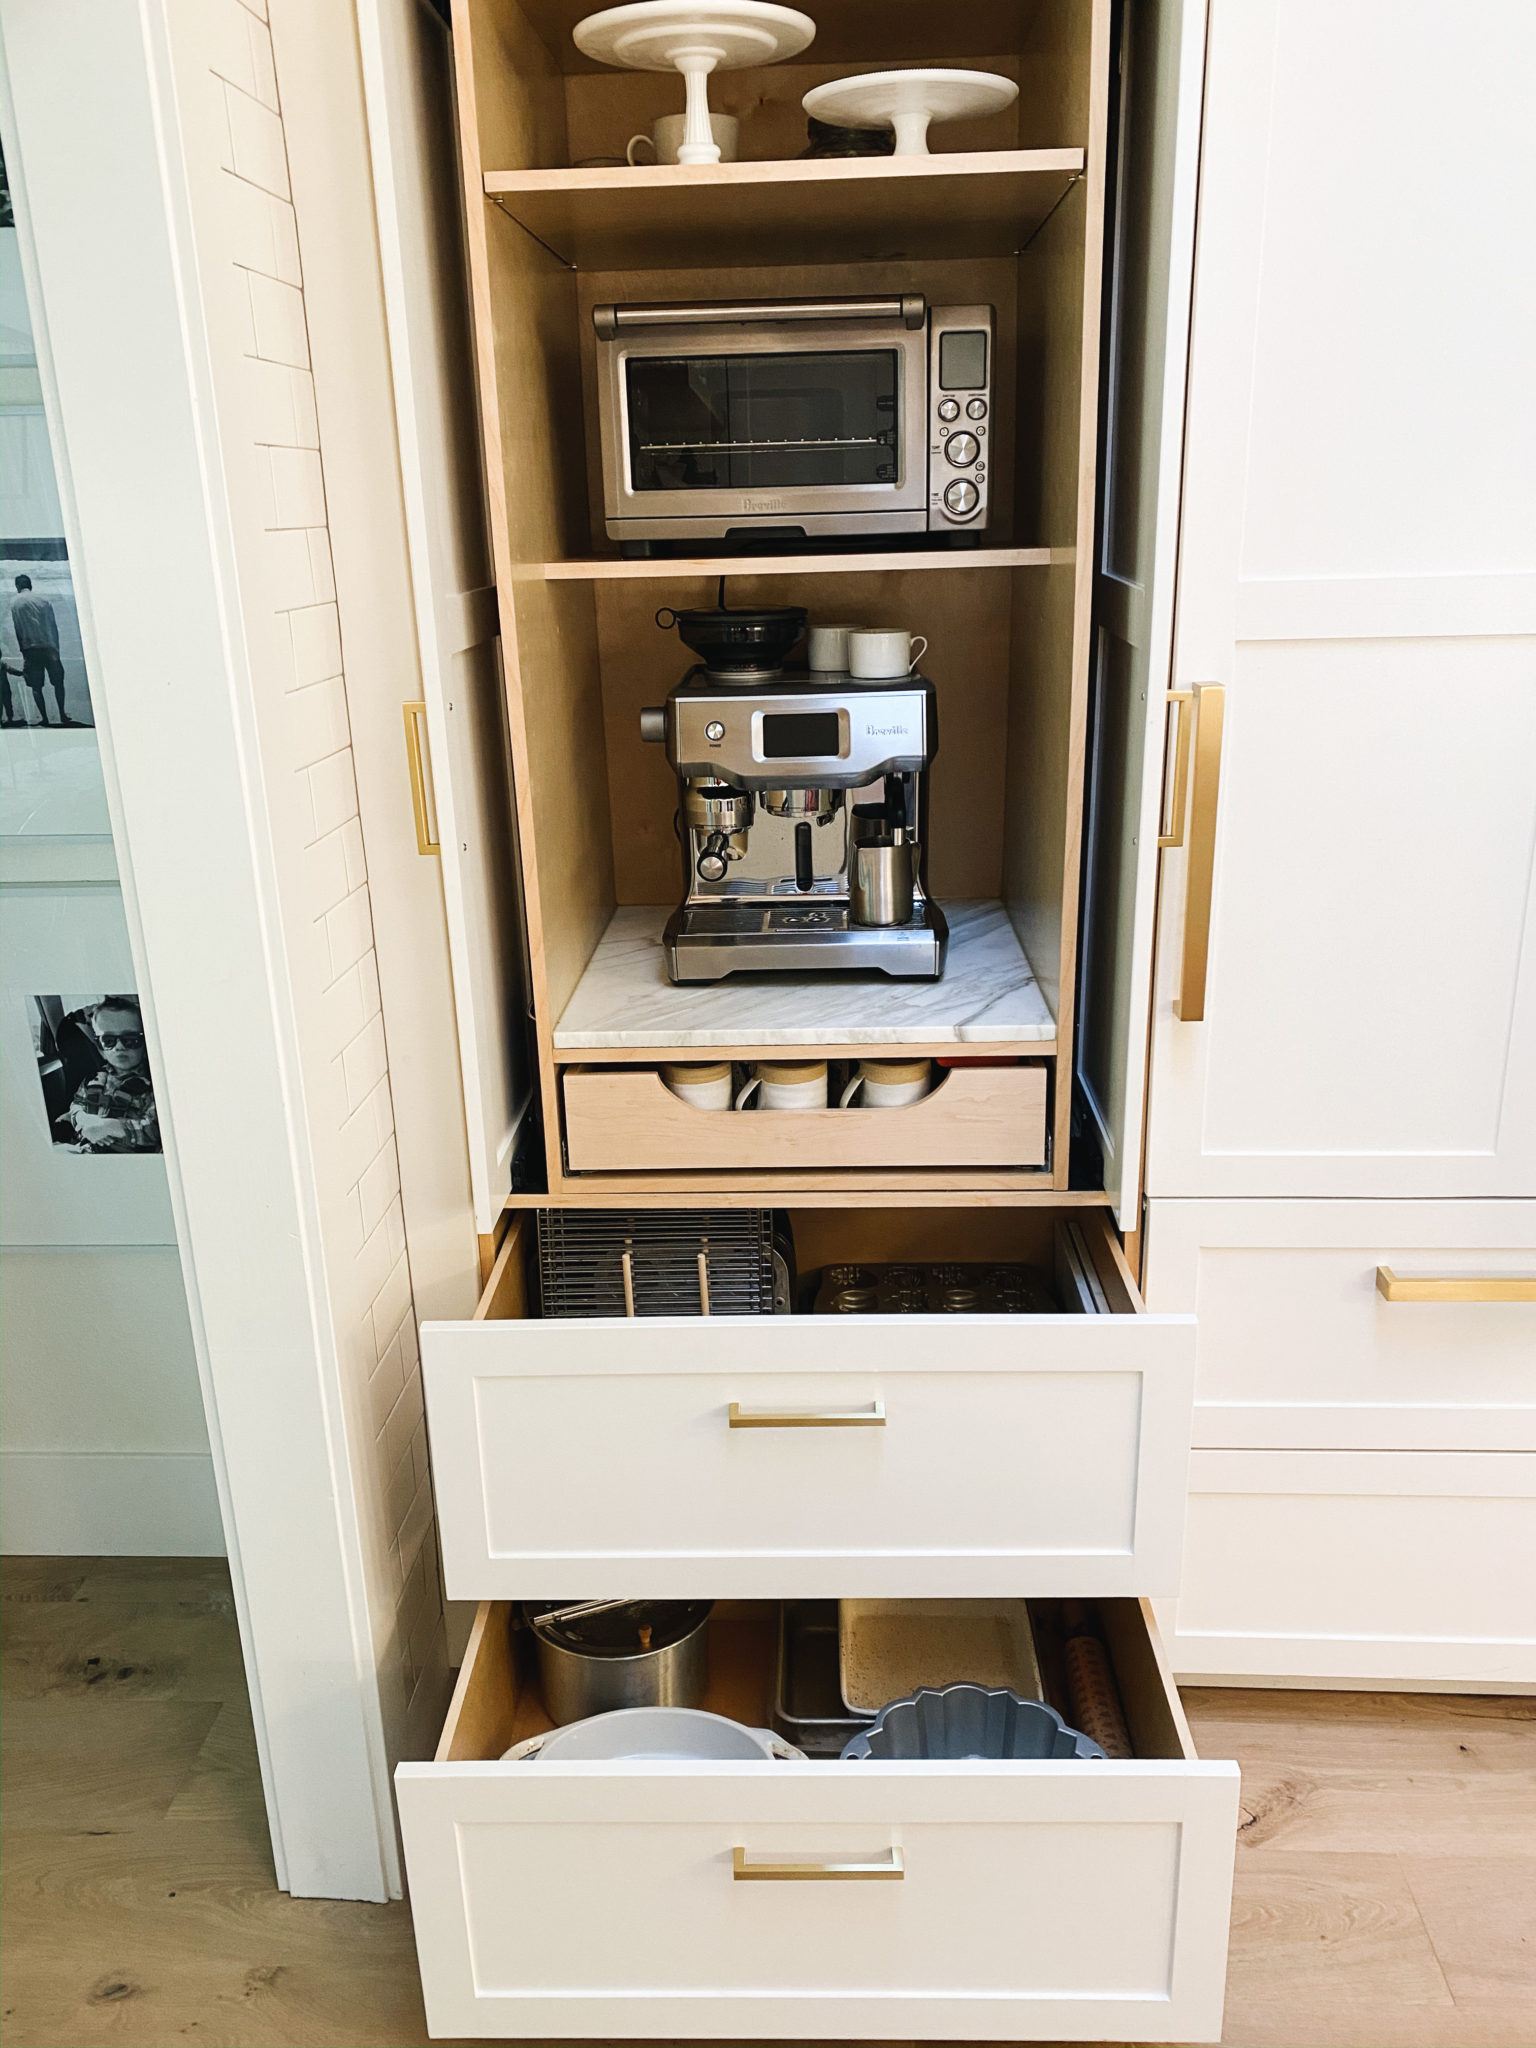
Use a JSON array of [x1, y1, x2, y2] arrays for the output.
[[1143, 1200, 1536, 1451], [382, 0, 1246, 2028], [1158, 1450, 1536, 1688], [1140, 0, 1536, 1202]]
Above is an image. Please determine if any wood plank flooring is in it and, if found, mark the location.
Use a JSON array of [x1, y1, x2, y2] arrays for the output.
[[1, 1556, 1532, 2047]]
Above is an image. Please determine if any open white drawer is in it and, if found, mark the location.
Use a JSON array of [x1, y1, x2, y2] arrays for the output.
[[420, 1208, 1197, 1599], [397, 1599, 1238, 2042]]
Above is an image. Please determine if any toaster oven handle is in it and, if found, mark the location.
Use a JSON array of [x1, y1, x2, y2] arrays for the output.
[[594, 296, 926, 336]]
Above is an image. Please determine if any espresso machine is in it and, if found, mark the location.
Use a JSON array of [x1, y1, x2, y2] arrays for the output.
[[641, 603, 947, 983]]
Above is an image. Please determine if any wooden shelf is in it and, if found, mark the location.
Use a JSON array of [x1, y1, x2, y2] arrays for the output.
[[484, 149, 1085, 270], [536, 546, 1057, 582], [516, 0, 1062, 74]]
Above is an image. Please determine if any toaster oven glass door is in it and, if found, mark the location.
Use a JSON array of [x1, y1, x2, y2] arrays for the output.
[[625, 350, 902, 493]]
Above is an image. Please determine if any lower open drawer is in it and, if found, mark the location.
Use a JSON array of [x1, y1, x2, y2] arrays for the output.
[[396, 1599, 1238, 2042]]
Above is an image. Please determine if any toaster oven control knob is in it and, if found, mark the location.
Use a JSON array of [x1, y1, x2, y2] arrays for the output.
[[639, 706, 667, 743], [966, 397, 988, 420], [943, 478, 981, 518], [937, 397, 960, 422], [944, 431, 980, 468]]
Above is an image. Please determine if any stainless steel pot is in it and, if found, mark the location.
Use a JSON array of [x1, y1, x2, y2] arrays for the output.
[[530, 1599, 712, 1724]]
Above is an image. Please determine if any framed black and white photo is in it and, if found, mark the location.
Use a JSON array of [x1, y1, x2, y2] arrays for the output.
[[2, 182, 109, 839], [0, 544, 94, 732], [1, 888, 175, 1246], [30, 992, 160, 1154]]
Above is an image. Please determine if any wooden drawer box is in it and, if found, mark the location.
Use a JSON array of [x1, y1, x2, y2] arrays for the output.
[[396, 1599, 1238, 2042], [1159, 1449, 1536, 1688], [1144, 1199, 1536, 1451], [560, 1063, 1048, 1173], [420, 1207, 1196, 1601]]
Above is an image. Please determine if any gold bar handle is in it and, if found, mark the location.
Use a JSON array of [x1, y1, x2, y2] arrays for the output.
[[1377, 1267, 1536, 1304], [402, 701, 440, 856], [728, 1401, 886, 1429], [1173, 682, 1225, 1022], [733, 1847, 904, 1882], [1158, 689, 1193, 847]]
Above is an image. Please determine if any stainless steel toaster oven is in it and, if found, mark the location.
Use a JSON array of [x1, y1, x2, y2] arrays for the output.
[[592, 294, 995, 553]]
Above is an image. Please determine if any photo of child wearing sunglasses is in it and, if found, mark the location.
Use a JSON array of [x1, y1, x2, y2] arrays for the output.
[[30, 993, 161, 1154]]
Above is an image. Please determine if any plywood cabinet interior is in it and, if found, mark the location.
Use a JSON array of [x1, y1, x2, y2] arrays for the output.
[[447, 0, 1114, 1200]]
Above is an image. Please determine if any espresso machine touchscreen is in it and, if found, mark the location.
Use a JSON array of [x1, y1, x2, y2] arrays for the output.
[[641, 603, 947, 983]]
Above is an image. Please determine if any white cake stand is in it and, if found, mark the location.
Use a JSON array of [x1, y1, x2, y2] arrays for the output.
[[574, 1, 815, 164], [802, 68, 1019, 157]]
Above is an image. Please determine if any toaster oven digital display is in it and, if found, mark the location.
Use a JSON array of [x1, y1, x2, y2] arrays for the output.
[[939, 328, 988, 390]]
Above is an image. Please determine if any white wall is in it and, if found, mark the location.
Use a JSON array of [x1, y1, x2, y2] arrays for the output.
[[0, 1248, 222, 1553], [0, 204, 218, 1560]]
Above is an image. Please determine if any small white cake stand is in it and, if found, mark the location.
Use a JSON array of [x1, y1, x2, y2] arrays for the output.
[[802, 68, 1019, 157], [574, 1, 815, 165]]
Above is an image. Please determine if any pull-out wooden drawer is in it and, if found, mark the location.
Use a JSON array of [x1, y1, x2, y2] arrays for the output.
[[421, 1207, 1196, 1600], [561, 1064, 1049, 1172], [396, 1599, 1238, 2042], [1144, 1199, 1536, 1451]]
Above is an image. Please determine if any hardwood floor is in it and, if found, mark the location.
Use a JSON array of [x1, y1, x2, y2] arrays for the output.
[[1, 1556, 1532, 2048]]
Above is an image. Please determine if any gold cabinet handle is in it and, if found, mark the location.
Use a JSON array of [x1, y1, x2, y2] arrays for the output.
[[1376, 1267, 1536, 1304], [733, 1847, 904, 1881], [402, 701, 440, 856], [1158, 689, 1193, 847], [1172, 682, 1225, 1022], [728, 1401, 886, 1428]]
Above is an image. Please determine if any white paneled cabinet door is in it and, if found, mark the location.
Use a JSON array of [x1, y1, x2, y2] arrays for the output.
[[356, 0, 531, 1231], [1145, 0, 1536, 1200], [1077, 0, 1207, 1227]]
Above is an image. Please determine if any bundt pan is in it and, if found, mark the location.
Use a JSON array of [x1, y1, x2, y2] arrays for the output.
[[840, 1683, 1106, 1761]]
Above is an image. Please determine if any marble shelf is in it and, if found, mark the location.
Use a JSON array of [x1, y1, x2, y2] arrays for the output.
[[552, 901, 1055, 1052]]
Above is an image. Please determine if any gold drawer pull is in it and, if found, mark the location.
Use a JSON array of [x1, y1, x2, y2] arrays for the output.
[[733, 1847, 904, 1882], [728, 1401, 885, 1428], [402, 701, 440, 856], [1170, 681, 1224, 1022], [1376, 1267, 1536, 1304]]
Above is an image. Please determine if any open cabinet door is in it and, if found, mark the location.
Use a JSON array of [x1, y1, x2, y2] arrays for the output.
[[1076, 0, 1208, 1228], [356, 0, 531, 1233]]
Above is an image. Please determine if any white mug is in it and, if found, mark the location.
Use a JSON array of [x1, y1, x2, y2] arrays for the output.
[[807, 622, 861, 671], [735, 1060, 828, 1112], [660, 1060, 733, 1110], [847, 627, 928, 679], [840, 1058, 933, 1109], [628, 114, 739, 165]]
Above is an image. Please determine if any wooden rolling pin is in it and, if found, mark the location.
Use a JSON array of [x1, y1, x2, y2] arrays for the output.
[[1061, 1600, 1134, 1759]]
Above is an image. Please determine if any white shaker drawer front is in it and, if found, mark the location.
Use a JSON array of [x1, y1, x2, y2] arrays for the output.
[[1160, 1449, 1536, 1688], [396, 1603, 1238, 2042], [420, 1309, 1196, 1600], [1144, 1200, 1536, 1450]]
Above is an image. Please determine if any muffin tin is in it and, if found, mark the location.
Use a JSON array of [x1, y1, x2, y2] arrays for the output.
[[809, 1260, 1060, 1315]]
